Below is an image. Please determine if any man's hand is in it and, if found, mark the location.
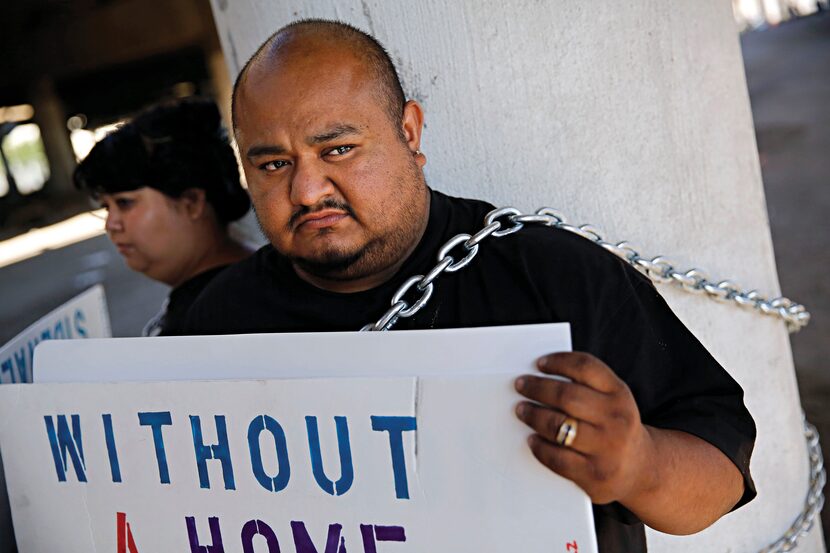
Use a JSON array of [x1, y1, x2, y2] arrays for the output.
[[514, 351, 654, 505], [515, 351, 745, 535]]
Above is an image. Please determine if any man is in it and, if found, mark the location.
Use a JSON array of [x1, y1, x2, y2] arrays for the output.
[[185, 19, 755, 552]]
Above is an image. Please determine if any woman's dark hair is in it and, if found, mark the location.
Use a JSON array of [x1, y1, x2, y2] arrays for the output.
[[74, 98, 250, 224]]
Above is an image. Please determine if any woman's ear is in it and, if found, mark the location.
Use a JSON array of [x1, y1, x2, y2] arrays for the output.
[[179, 188, 208, 220]]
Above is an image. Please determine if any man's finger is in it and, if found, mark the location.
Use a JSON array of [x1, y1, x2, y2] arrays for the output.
[[536, 351, 623, 393], [516, 402, 600, 454], [526, 434, 590, 486], [514, 375, 607, 424]]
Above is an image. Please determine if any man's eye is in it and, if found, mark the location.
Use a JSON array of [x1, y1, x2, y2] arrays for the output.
[[260, 160, 289, 172], [327, 145, 353, 157], [115, 198, 134, 209]]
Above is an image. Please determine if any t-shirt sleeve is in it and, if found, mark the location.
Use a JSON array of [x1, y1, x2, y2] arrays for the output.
[[584, 264, 757, 511]]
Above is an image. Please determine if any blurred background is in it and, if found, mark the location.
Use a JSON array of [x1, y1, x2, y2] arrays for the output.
[[0, 0, 231, 339], [0, 0, 827, 536]]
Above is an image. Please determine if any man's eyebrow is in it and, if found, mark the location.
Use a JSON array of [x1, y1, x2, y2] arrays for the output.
[[308, 124, 362, 145], [246, 125, 362, 157], [246, 144, 287, 158]]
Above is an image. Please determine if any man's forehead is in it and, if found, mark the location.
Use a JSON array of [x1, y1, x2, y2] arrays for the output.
[[243, 54, 363, 107], [236, 57, 380, 145], [236, 85, 372, 140]]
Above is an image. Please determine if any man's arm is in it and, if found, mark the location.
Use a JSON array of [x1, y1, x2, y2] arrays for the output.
[[515, 351, 744, 535]]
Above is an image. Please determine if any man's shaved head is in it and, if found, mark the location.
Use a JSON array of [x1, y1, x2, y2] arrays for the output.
[[230, 17, 429, 293], [232, 19, 406, 132]]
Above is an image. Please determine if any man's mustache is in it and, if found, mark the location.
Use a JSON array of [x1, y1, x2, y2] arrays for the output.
[[287, 198, 357, 230]]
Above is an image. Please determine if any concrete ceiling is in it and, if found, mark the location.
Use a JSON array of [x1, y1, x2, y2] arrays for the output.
[[0, 0, 217, 108]]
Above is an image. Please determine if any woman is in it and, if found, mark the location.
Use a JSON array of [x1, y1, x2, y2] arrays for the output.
[[74, 98, 253, 336]]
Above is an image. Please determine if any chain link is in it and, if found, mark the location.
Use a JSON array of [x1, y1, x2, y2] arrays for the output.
[[360, 205, 822, 551]]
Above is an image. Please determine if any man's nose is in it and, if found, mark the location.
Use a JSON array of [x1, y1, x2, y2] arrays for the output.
[[289, 158, 336, 206]]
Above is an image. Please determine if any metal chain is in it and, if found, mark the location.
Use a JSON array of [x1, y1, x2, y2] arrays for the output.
[[361, 206, 811, 332], [760, 417, 826, 553], [360, 205, 823, 551]]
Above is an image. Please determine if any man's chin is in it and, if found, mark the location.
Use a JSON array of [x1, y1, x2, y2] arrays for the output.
[[290, 248, 367, 281]]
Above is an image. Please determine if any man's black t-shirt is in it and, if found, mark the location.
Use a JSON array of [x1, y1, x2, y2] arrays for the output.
[[184, 189, 756, 552]]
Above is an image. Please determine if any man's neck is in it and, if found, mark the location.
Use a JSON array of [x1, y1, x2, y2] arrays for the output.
[[293, 253, 413, 293]]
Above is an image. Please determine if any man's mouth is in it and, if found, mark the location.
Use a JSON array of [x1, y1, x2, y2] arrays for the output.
[[294, 209, 350, 231]]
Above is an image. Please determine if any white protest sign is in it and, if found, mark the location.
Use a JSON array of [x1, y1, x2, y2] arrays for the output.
[[0, 284, 110, 551], [35, 323, 569, 383], [0, 376, 596, 553], [0, 284, 110, 384], [4, 323, 598, 552]]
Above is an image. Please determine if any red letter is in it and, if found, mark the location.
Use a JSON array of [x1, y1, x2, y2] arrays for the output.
[[116, 512, 140, 553]]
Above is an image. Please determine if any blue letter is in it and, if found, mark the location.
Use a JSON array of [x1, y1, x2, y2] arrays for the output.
[[27, 339, 39, 372], [241, 520, 280, 553], [247, 415, 290, 493], [74, 309, 88, 338], [138, 411, 172, 484], [371, 416, 417, 499], [190, 415, 236, 490], [102, 414, 122, 482], [13, 348, 28, 383], [291, 521, 346, 553], [1, 359, 13, 383], [53, 319, 67, 339], [44, 414, 87, 482], [305, 416, 354, 496], [186, 516, 225, 553]]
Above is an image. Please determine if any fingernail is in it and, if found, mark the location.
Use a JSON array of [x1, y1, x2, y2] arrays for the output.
[[516, 403, 527, 418], [515, 377, 526, 391], [537, 357, 547, 370]]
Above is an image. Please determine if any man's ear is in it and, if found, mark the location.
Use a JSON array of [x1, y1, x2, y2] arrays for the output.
[[179, 188, 208, 220], [401, 100, 426, 167]]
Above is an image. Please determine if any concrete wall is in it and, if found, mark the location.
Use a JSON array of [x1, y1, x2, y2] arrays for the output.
[[209, 1, 823, 551]]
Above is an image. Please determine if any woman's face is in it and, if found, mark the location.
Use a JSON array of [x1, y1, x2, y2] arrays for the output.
[[99, 187, 198, 285]]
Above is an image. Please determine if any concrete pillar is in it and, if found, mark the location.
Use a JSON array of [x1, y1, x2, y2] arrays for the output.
[[208, 2, 823, 550], [206, 46, 233, 130], [29, 78, 77, 197]]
